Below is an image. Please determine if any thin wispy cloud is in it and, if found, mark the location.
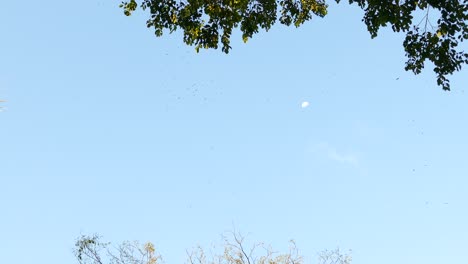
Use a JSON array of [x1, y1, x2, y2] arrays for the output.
[[326, 147, 359, 166], [313, 142, 360, 167]]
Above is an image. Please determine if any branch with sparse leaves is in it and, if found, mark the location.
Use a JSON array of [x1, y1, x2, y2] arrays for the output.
[[74, 235, 162, 264], [318, 249, 352, 264], [186, 231, 304, 264]]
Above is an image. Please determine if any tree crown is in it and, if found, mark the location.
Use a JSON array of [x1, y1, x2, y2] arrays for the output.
[[120, 0, 468, 90]]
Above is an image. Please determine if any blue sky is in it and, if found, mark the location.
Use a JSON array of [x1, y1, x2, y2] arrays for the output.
[[1, 1, 467, 264]]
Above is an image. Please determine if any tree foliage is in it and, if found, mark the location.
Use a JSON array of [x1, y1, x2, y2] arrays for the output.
[[119, 0, 467, 90], [187, 232, 304, 264], [74, 234, 162, 264], [74, 233, 352, 264]]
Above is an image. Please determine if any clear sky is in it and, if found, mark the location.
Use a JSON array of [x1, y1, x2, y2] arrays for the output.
[[1, 1, 467, 264]]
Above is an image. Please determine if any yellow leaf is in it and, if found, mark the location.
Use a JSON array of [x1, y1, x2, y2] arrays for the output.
[[144, 242, 155, 254]]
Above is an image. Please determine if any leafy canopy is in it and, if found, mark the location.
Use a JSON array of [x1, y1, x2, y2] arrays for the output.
[[120, 0, 468, 90]]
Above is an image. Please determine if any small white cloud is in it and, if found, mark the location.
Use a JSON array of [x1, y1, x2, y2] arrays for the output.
[[301, 101, 310, 108]]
